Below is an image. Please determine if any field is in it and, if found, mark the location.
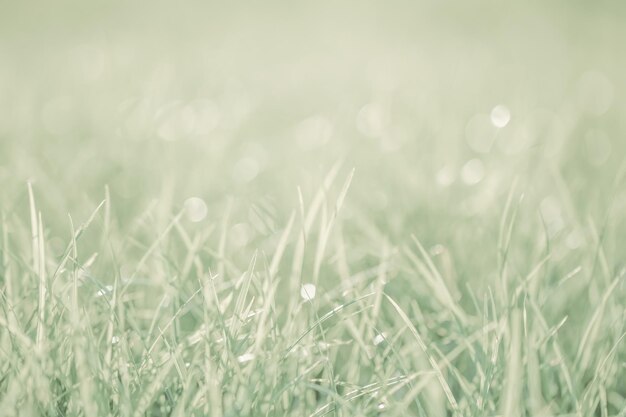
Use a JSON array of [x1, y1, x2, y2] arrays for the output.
[[1, 1, 625, 416]]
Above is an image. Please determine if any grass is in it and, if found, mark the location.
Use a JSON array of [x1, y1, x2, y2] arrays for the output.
[[1, 1, 626, 416]]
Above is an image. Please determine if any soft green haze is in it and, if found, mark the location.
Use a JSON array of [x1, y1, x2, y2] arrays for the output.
[[0, 1, 625, 416]]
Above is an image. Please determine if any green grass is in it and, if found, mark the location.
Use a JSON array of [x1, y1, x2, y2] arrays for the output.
[[1, 1, 626, 416]]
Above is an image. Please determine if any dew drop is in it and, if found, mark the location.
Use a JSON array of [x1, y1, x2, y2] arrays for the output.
[[300, 283, 317, 301], [490, 105, 511, 128], [436, 165, 456, 187], [461, 159, 485, 185], [184, 197, 208, 222], [95, 285, 113, 298], [237, 352, 255, 363], [373, 333, 387, 346]]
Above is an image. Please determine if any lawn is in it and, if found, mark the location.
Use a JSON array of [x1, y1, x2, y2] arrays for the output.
[[0, 1, 625, 416]]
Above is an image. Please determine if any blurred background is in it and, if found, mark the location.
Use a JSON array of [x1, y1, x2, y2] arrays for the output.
[[0, 0, 625, 297]]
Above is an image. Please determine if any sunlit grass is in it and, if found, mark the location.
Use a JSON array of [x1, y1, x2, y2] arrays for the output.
[[1, 1, 625, 416]]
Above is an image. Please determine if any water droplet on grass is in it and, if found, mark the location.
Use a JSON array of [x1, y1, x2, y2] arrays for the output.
[[436, 165, 456, 187], [373, 333, 387, 346], [461, 159, 485, 185], [300, 283, 316, 301], [95, 285, 113, 298], [184, 197, 208, 222], [237, 352, 255, 363], [490, 105, 511, 128]]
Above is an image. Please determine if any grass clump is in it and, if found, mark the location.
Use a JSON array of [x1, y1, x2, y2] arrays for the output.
[[1, 170, 625, 416]]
